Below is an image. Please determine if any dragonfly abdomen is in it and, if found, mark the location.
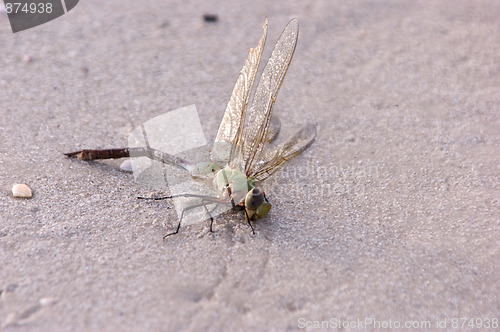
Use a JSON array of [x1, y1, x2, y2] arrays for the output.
[[64, 148, 130, 160]]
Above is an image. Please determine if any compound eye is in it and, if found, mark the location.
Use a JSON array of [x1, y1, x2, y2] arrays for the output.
[[245, 188, 264, 210]]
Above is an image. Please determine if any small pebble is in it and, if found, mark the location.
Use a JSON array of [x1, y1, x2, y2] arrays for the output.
[[5, 284, 18, 292], [39, 297, 57, 306], [80, 66, 89, 76], [3, 313, 17, 327], [345, 135, 356, 143], [120, 159, 133, 172], [12, 184, 32, 198], [203, 14, 218, 23]]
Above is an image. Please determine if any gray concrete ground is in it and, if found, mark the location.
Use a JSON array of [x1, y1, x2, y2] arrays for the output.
[[1, 0, 498, 331]]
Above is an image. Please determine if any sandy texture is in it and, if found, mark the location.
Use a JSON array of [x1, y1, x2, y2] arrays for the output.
[[1, 0, 498, 331]]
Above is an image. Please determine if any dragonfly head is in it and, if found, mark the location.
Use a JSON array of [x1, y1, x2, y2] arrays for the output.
[[244, 188, 271, 221]]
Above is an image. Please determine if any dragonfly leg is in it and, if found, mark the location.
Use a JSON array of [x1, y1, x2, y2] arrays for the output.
[[201, 201, 218, 233], [163, 202, 202, 239], [220, 169, 237, 208], [139, 193, 229, 237], [162, 199, 221, 239], [225, 186, 237, 208], [243, 208, 255, 235], [164, 219, 182, 239]]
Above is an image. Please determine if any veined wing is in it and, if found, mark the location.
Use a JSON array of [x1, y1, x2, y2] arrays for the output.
[[238, 18, 299, 177], [252, 123, 317, 182], [266, 115, 281, 143], [210, 19, 268, 165]]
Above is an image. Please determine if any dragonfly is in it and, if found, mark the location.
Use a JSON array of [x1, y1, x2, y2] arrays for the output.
[[65, 18, 317, 237]]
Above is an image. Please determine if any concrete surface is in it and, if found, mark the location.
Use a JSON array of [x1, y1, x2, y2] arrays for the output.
[[1, 0, 498, 331]]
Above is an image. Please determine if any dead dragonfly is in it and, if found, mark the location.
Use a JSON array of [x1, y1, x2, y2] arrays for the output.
[[65, 18, 317, 237]]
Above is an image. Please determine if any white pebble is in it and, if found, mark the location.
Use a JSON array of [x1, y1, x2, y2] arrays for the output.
[[39, 297, 57, 306], [12, 184, 32, 198], [120, 159, 133, 172]]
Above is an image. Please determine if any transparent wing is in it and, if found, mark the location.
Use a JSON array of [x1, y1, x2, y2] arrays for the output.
[[210, 19, 268, 165], [266, 115, 281, 143], [252, 123, 317, 181], [237, 18, 299, 177]]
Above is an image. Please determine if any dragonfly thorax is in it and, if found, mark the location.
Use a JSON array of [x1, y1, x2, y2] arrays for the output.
[[190, 162, 221, 179], [214, 167, 252, 203]]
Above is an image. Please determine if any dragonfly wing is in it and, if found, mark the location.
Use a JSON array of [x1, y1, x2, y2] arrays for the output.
[[210, 19, 268, 165], [252, 123, 317, 181], [239, 117, 280, 170], [239, 18, 299, 176], [266, 115, 281, 143]]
